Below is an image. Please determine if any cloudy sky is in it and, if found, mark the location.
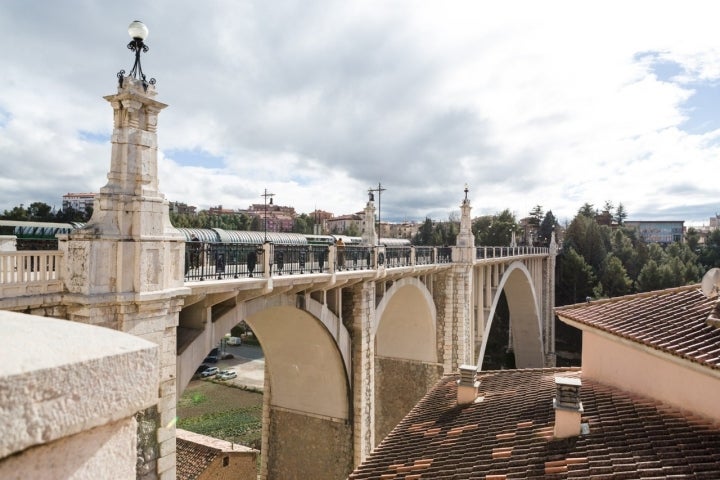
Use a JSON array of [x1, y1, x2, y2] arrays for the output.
[[1, 1, 719, 225]]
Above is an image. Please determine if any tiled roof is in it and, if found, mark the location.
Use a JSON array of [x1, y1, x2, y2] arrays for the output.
[[176, 428, 253, 480], [349, 369, 720, 479], [177, 436, 219, 480], [555, 284, 720, 370]]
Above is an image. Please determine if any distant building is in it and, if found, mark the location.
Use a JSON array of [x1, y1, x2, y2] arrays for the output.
[[169, 201, 197, 215], [62, 193, 95, 213], [386, 221, 419, 239], [207, 205, 238, 216], [326, 213, 363, 234], [244, 203, 296, 232], [625, 220, 684, 244]]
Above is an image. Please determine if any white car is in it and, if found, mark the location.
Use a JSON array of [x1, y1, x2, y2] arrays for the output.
[[217, 369, 237, 380], [200, 367, 219, 378]]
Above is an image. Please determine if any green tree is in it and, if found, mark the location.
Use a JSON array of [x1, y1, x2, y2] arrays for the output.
[[27, 202, 53, 220], [578, 203, 595, 218], [637, 260, 663, 291], [557, 247, 596, 305], [564, 214, 610, 271], [685, 227, 700, 253], [528, 205, 544, 227], [615, 203, 628, 225], [597, 255, 633, 297], [474, 209, 518, 246], [1, 205, 29, 220], [538, 210, 557, 246], [414, 218, 434, 245], [699, 230, 720, 269]]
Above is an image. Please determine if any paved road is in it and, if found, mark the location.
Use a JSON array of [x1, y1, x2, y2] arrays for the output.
[[213, 343, 265, 391]]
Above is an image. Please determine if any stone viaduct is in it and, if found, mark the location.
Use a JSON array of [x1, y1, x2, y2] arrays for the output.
[[0, 75, 557, 479]]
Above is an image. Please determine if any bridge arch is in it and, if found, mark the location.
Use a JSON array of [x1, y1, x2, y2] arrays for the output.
[[243, 295, 353, 478], [477, 261, 544, 369], [374, 277, 437, 362], [243, 295, 350, 420], [373, 277, 442, 445]]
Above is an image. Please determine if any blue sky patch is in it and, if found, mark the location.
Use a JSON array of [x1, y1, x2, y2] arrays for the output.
[[0, 108, 11, 127], [79, 130, 108, 143], [636, 51, 720, 135], [165, 148, 226, 168]]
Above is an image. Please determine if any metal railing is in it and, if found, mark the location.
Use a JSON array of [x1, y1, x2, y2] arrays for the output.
[[476, 246, 549, 259], [185, 243, 265, 281]]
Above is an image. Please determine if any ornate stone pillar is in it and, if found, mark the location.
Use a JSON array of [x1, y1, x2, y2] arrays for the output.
[[361, 192, 378, 247], [60, 75, 188, 480], [447, 187, 475, 370]]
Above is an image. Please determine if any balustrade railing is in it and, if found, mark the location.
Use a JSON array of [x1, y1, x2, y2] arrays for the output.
[[475, 246, 549, 259], [0, 251, 64, 295]]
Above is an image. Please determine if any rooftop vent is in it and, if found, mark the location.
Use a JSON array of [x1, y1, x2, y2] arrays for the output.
[[457, 364, 480, 406], [553, 376, 583, 439]]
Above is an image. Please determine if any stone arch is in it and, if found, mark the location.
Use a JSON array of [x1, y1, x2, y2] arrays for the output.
[[243, 295, 350, 419], [374, 277, 437, 362], [477, 261, 544, 369], [373, 277, 442, 445], [243, 295, 353, 479]]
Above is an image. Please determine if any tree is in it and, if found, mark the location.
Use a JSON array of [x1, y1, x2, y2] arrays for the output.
[[578, 203, 595, 218], [28, 202, 53, 221], [528, 205, 544, 227], [564, 214, 610, 271], [597, 255, 633, 297], [414, 218, 434, 245], [685, 227, 700, 253], [615, 203, 627, 226], [538, 210, 557, 246], [557, 247, 596, 305], [1, 205, 29, 220]]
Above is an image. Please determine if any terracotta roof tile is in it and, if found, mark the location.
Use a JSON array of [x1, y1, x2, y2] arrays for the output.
[[349, 369, 720, 479], [555, 285, 720, 369]]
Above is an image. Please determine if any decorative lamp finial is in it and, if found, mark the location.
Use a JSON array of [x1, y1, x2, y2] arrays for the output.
[[117, 20, 156, 91]]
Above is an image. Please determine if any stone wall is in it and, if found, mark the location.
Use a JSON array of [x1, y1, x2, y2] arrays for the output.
[[374, 356, 444, 444], [266, 408, 353, 480]]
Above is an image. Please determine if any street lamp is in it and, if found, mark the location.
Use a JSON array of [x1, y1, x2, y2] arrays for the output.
[[368, 182, 386, 246], [261, 188, 275, 243], [117, 20, 156, 91]]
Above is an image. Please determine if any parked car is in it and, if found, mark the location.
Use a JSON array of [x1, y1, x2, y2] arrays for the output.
[[200, 367, 219, 378], [194, 364, 210, 377], [226, 336, 242, 346], [203, 355, 219, 364], [217, 369, 237, 380]]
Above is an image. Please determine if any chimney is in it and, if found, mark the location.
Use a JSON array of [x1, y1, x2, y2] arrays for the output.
[[553, 376, 583, 439], [457, 364, 480, 405]]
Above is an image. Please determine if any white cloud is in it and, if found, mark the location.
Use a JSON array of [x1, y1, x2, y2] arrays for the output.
[[1, 0, 720, 226]]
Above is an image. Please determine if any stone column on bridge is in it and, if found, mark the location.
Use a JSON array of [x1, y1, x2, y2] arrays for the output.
[[59, 72, 188, 479], [544, 231, 558, 366], [446, 187, 475, 370], [361, 191, 378, 247]]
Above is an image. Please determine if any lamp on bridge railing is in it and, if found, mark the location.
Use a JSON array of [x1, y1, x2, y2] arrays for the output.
[[262, 188, 275, 243], [117, 20, 156, 91], [368, 182, 386, 246]]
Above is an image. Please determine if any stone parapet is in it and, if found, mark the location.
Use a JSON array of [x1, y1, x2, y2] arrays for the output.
[[0, 310, 159, 477]]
